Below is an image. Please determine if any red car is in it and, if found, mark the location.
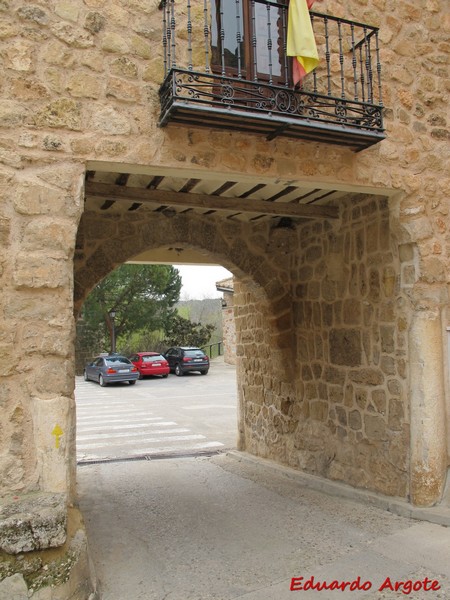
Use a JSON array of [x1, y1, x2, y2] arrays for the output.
[[129, 352, 170, 379]]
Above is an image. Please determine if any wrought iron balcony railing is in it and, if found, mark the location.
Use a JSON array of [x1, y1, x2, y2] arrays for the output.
[[158, 1, 385, 151]]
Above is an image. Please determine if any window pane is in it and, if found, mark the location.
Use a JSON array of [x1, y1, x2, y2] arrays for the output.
[[107, 356, 131, 364], [142, 355, 165, 363], [185, 350, 204, 357], [211, 0, 246, 71], [254, 4, 284, 78]]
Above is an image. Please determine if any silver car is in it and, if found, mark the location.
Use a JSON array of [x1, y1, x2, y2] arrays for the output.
[[83, 354, 139, 386]]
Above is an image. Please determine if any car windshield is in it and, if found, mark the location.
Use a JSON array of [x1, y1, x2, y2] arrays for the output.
[[106, 356, 131, 364], [142, 355, 164, 362], [185, 350, 204, 357]]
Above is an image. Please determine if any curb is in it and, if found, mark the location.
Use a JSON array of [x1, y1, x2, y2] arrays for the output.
[[226, 450, 450, 527]]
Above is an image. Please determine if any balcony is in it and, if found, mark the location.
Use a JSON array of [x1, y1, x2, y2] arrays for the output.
[[158, 1, 385, 152]]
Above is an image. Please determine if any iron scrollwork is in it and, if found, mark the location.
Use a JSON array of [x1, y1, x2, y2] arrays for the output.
[[159, 2, 385, 149]]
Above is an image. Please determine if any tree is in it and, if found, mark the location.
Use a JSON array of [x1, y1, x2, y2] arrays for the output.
[[78, 264, 182, 356], [177, 298, 222, 343], [163, 314, 215, 349]]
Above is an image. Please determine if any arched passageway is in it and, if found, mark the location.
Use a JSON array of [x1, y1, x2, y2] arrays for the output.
[[73, 163, 449, 508], [74, 173, 299, 465]]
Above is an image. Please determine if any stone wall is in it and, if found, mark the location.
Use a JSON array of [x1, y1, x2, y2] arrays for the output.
[[297, 195, 409, 496], [236, 195, 411, 497], [0, 0, 448, 525]]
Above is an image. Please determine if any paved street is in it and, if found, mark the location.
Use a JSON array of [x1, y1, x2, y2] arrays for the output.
[[78, 454, 450, 600], [76, 357, 450, 600], [75, 357, 238, 463]]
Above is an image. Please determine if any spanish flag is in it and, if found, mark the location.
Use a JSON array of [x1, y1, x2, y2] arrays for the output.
[[287, 0, 319, 86]]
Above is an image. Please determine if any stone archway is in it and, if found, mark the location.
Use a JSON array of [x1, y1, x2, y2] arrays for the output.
[[74, 199, 300, 459]]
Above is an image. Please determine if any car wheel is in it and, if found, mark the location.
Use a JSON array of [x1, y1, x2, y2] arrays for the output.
[[138, 372, 143, 380], [99, 374, 107, 387], [83, 370, 89, 382], [129, 380, 136, 385], [175, 364, 183, 377], [162, 374, 168, 378], [200, 370, 209, 375]]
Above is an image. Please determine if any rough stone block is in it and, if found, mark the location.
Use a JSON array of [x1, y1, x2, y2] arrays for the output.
[[371, 389, 387, 413], [329, 329, 362, 366], [349, 410, 362, 431], [101, 32, 129, 54], [349, 368, 385, 386], [0, 573, 28, 600], [0, 508, 97, 599], [22, 218, 76, 256], [13, 254, 69, 289], [343, 299, 361, 324], [310, 400, 328, 422], [33, 99, 82, 131], [0, 493, 67, 554], [13, 183, 66, 216], [110, 56, 138, 78], [364, 414, 388, 441]]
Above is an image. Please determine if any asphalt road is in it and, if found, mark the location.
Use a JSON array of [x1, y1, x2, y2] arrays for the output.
[[77, 454, 450, 600], [76, 360, 450, 600], [75, 357, 238, 463]]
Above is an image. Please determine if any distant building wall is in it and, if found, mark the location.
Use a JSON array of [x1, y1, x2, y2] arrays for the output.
[[217, 278, 236, 365]]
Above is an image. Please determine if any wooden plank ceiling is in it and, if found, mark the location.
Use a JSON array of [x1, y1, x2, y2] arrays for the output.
[[84, 169, 345, 222]]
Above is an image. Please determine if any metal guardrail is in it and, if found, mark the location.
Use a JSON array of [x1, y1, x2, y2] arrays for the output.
[[202, 341, 224, 359]]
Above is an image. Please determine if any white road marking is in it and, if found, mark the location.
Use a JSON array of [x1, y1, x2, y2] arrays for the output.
[[77, 422, 177, 431], [78, 434, 207, 450], [77, 420, 157, 427], [76, 410, 156, 417], [75, 374, 235, 461], [77, 428, 190, 441], [76, 408, 157, 412]]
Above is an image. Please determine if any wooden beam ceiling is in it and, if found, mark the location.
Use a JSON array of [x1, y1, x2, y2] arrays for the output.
[[85, 181, 339, 220]]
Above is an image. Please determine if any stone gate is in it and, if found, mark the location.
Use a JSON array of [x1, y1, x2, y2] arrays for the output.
[[0, 0, 449, 598]]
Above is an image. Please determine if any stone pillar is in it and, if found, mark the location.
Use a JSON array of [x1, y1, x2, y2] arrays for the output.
[[0, 165, 97, 599], [409, 308, 448, 506], [0, 163, 84, 502]]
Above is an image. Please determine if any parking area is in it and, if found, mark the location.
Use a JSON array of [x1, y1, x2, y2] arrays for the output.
[[76, 356, 238, 463]]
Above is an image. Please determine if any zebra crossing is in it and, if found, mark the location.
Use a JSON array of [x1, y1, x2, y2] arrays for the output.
[[75, 379, 225, 463]]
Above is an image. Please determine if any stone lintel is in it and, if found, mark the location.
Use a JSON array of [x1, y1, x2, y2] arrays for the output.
[[0, 492, 67, 554]]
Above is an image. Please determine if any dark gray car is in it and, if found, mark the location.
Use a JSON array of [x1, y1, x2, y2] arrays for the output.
[[83, 354, 139, 386], [164, 347, 209, 376]]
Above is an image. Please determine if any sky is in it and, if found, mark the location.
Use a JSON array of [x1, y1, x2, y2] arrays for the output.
[[174, 265, 232, 300]]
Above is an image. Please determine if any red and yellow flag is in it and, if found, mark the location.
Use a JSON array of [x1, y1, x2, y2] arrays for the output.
[[287, 0, 319, 86]]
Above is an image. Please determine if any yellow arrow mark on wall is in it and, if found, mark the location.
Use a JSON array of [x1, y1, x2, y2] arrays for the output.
[[52, 425, 64, 449]]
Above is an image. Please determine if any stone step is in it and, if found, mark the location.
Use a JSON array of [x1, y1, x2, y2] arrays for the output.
[[0, 492, 66, 554]]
